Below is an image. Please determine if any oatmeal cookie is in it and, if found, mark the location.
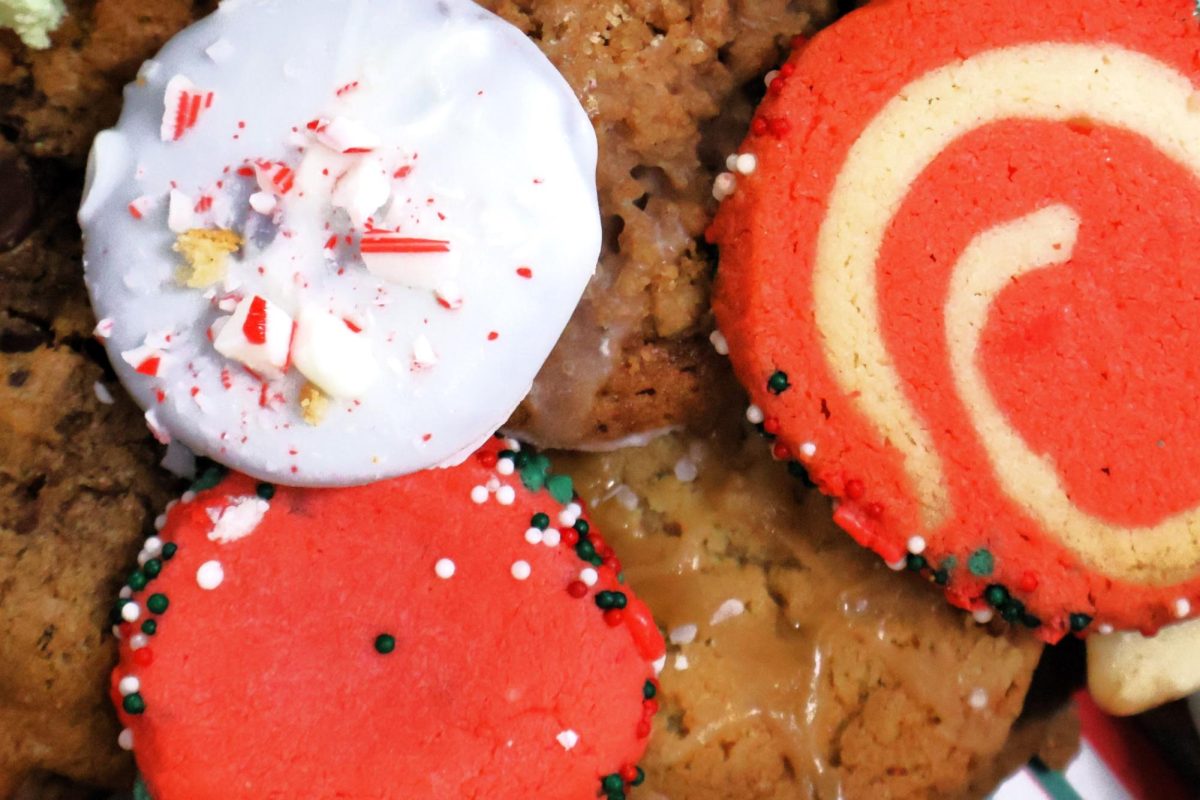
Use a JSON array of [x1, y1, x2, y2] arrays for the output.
[[559, 431, 1077, 799]]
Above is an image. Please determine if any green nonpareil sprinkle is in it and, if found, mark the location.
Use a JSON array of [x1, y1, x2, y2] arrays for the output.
[[123, 693, 146, 715], [767, 370, 790, 394], [968, 549, 994, 577], [255, 482, 276, 500], [161, 543, 178, 561], [146, 594, 169, 614], [531, 512, 550, 530], [374, 634, 396, 655], [141, 620, 157, 636], [143, 559, 163, 579]]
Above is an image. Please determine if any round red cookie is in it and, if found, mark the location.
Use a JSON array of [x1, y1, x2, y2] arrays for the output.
[[711, 0, 1200, 641], [109, 439, 663, 799]]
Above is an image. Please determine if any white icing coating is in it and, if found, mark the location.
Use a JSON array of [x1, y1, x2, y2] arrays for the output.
[[80, 0, 600, 486]]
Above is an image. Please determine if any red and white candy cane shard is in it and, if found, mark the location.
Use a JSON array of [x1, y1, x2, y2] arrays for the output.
[[254, 161, 295, 196], [161, 75, 215, 142], [360, 231, 455, 290], [213, 295, 293, 379], [711, 0, 1200, 641]]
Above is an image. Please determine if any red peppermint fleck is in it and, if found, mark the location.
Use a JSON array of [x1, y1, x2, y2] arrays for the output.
[[236, 166, 255, 177], [343, 318, 362, 334], [242, 296, 269, 345], [155, 389, 166, 404], [516, 266, 533, 279], [128, 202, 144, 220], [194, 195, 213, 213], [487, 331, 499, 341], [135, 356, 161, 377], [324, 234, 339, 250], [393, 165, 413, 179]]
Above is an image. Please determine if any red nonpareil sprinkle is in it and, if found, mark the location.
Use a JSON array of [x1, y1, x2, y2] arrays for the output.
[[242, 296, 269, 345], [603, 609, 624, 627], [780, 63, 796, 78], [566, 581, 588, 599], [562, 528, 579, 546], [620, 765, 639, 784], [763, 416, 781, 435], [636, 720, 651, 738], [771, 442, 790, 461], [476, 450, 498, 468], [487, 331, 499, 341], [643, 699, 659, 717], [751, 117, 770, 136], [136, 356, 161, 377], [132, 648, 154, 667], [516, 266, 533, 279], [1019, 572, 1040, 593], [768, 77, 787, 94], [598, 545, 615, 561], [360, 235, 451, 254], [603, 556, 622, 573], [844, 479, 866, 500], [768, 117, 791, 138]]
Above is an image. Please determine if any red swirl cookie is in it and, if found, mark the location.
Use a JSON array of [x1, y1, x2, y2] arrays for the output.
[[711, 0, 1200, 641], [108, 439, 663, 799]]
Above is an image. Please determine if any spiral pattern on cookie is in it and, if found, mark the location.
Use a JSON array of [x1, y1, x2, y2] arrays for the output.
[[712, 0, 1200, 640]]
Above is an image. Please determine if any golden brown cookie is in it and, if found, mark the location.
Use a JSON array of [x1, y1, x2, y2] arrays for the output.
[[558, 431, 1073, 799]]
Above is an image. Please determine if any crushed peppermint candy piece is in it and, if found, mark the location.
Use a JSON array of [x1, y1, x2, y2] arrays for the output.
[[161, 75, 215, 142], [555, 730, 580, 751], [205, 38, 235, 63], [434, 281, 464, 310], [168, 189, 198, 233], [121, 344, 165, 376], [361, 228, 457, 290], [145, 408, 171, 444], [254, 160, 296, 196], [93, 318, 115, 339], [309, 116, 381, 153], [213, 294, 294, 379], [127, 195, 155, 220], [411, 335, 438, 369], [206, 495, 270, 543], [331, 159, 392, 227], [291, 305, 380, 399], [710, 598, 746, 626]]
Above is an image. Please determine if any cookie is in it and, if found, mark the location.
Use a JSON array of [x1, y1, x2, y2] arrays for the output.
[[81, 0, 600, 485], [558, 431, 1069, 799], [110, 439, 663, 800], [710, 0, 1200, 641], [1088, 617, 1200, 716]]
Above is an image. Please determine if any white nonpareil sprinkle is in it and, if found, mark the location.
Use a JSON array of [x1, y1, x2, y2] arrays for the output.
[[121, 603, 141, 623], [799, 442, 817, 459], [119, 587, 133, 600], [886, 557, 907, 572], [709, 329, 729, 355], [763, 69, 780, 87], [118, 676, 141, 697], [745, 404, 764, 425], [1175, 598, 1192, 619], [972, 608, 995, 624], [907, 536, 927, 555], [118, 728, 134, 751], [496, 486, 516, 506], [154, 514, 167, 531], [735, 153, 758, 175], [129, 634, 149, 651], [143, 536, 163, 557], [559, 502, 583, 526], [652, 655, 666, 676], [668, 624, 698, 645], [580, 567, 599, 587], [673, 457, 699, 483], [556, 730, 580, 751], [511, 560, 532, 580], [497, 459, 515, 476], [542, 528, 562, 547], [207, 496, 270, 544], [968, 688, 989, 711], [524, 527, 543, 545], [435, 558, 456, 579], [725, 153, 739, 171], [712, 172, 737, 201], [486, 476, 501, 492], [94, 382, 115, 405], [1098, 623, 1114, 635], [470, 486, 489, 504], [503, 438, 522, 452], [196, 560, 225, 590], [710, 598, 746, 626], [674, 654, 690, 671]]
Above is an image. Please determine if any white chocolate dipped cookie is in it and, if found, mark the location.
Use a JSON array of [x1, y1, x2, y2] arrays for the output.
[[79, 0, 600, 486]]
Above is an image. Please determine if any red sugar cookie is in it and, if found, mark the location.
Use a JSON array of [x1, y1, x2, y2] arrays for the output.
[[109, 439, 663, 799], [711, 0, 1200, 641]]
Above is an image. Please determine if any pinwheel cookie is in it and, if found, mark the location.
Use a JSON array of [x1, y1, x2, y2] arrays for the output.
[[711, 0, 1200, 641]]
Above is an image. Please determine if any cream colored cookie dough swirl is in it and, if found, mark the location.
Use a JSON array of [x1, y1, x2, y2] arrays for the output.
[[813, 43, 1200, 583]]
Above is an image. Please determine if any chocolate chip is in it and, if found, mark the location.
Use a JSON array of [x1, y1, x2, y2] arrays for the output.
[[0, 156, 37, 252]]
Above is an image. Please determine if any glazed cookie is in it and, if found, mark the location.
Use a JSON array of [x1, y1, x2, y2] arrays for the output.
[[711, 0, 1200, 641], [110, 438, 663, 800], [80, 0, 600, 485]]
